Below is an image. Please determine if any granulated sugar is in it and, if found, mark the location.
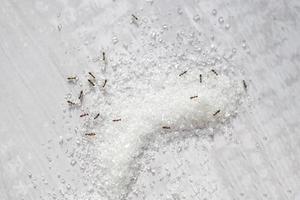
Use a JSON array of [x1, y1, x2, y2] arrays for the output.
[[69, 71, 243, 199]]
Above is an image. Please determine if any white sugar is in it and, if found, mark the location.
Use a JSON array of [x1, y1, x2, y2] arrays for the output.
[[93, 73, 243, 197]]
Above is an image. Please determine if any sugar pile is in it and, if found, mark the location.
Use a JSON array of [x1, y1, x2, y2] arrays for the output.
[[92, 73, 243, 198]]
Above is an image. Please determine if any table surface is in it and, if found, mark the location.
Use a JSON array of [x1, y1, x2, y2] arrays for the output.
[[0, 0, 300, 199]]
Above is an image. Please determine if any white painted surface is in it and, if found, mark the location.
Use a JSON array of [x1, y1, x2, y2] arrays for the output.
[[0, 0, 299, 199]]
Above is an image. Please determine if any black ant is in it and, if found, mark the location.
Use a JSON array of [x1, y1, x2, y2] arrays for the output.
[[213, 110, 220, 116], [179, 70, 187, 76]]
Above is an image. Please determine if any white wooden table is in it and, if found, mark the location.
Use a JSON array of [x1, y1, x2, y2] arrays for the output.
[[0, 0, 299, 199]]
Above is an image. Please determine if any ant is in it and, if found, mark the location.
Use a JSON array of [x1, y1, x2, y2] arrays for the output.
[[213, 110, 220, 116], [211, 69, 218, 76], [179, 70, 187, 76]]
